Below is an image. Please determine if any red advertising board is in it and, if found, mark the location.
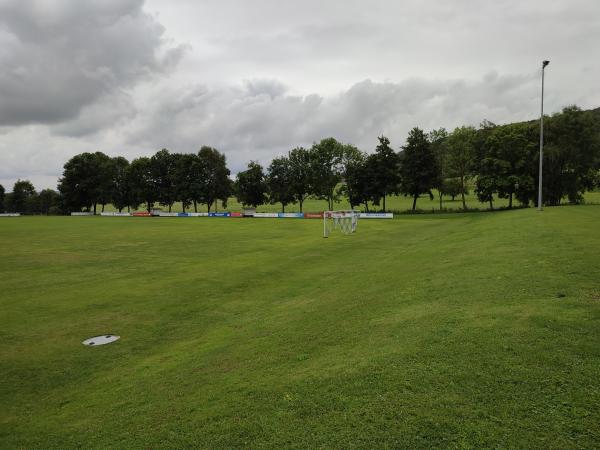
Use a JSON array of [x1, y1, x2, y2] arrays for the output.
[[231, 212, 242, 217], [304, 213, 323, 219], [132, 211, 151, 217]]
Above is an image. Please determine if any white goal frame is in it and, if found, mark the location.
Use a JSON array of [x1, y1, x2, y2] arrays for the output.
[[323, 210, 359, 238]]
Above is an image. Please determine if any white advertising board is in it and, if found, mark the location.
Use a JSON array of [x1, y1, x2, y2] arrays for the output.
[[359, 213, 394, 219]]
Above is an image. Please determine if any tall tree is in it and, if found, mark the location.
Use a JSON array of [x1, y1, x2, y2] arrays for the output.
[[370, 136, 400, 211], [442, 178, 464, 201], [58, 152, 112, 214], [184, 153, 204, 213], [542, 106, 600, 205], [38, 189, 61, 215], [309, 138, 344, 210], [197, 146, 231, 212], [428, 128, 449, 210], [267, 156, 294, 212], [484, 123, 535, 208], [151, 149, 177, 212], [0, 184, 5, 213], [475, 157, 500, 210], [446, 126, 476, 209], [8, 180, 37, 213], [96, 154, 115, 213], [287, 147, 311, 212], [173, 153, 197, 213], [111, 156, 130, 213], [128, 157, 154, 212], [342, 151, 371, 210], [235, 161, 267, 208], [399, 127, 439, 211]]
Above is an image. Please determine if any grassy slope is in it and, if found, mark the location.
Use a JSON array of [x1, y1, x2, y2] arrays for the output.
[[1, 206, 599, 449]]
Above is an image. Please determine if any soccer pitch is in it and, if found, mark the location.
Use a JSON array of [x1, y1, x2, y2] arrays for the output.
[[1, 207, 599, 448]]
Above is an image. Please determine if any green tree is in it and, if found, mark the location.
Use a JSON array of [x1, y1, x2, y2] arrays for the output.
[[446, 126, 476, 209], [309, 138, 344, 210], [38, 189, 61, 215], [542, 106, 600, 205], [429, 128, 449, 210], [0, 184, 5, 213], [151, 149, 177, 212], [441, 177, 464, 201], [370, 136, 400, 211], [342, 150, 371, 210], [399, 128, 439, 211], [475, 157, 499, 210], [58, 152, 112, 214], [197, 146, 231, 212], [484, 123, 535, 208], [128, 157, 154, 212], [111, 156, 130, 213], [267, 156, 294, 212], [185, 154, 205, 213], [287, 147, 311, 212], [235, 161, 267, 208], [96, 154, 115, 213], [173, 153, 197, 213], [8, 180, 37, 213]]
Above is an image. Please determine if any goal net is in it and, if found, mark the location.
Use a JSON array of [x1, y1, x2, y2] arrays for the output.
[[323, 210, 359, 238]]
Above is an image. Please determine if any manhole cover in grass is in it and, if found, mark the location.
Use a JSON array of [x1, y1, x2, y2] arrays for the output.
[[82, 335, 120, 346]]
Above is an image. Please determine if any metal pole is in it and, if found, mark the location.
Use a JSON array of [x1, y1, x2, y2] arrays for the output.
[[538, 60, 549, 210]]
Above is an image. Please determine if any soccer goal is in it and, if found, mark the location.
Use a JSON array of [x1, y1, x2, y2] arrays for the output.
[[323, 210, 360, 238]]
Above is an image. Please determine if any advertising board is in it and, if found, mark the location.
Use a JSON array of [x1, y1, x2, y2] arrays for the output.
[[359, 213, 394, 219]]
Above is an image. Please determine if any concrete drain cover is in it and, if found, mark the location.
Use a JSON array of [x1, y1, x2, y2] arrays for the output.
[[82, 335, 120, 346]]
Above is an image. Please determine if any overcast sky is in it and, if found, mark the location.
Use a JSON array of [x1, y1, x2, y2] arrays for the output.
[[1, 0, 599, 189]]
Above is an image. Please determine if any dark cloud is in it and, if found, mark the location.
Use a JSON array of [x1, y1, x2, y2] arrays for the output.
[[0, 0, 186, 127]]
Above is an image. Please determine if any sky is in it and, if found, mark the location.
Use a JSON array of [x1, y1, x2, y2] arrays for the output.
[[1, 0, 599, 190]]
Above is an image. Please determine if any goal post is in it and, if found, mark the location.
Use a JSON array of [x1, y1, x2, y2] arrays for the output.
[[323, 210, 360, 238]]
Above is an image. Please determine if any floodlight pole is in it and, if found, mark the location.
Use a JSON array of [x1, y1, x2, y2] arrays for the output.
[[537, 60, 549, 211]]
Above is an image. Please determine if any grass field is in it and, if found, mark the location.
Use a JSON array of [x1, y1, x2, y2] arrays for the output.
[[1, 206, 600, 448]]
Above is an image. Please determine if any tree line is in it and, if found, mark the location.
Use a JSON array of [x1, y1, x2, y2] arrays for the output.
[[1, 105, 599, 215]]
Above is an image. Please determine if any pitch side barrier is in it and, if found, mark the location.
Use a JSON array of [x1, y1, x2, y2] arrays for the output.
[[302, 212, 393, 219], [74, 211, 394, 219], [0, 213, 21, 217], [359, 212, 393, 219]]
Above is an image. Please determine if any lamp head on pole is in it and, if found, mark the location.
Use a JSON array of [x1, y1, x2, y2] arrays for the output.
[[542, 60, 550, 68]]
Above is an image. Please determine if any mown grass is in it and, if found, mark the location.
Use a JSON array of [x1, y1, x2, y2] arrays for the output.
[[1, 206, 599, 448]]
